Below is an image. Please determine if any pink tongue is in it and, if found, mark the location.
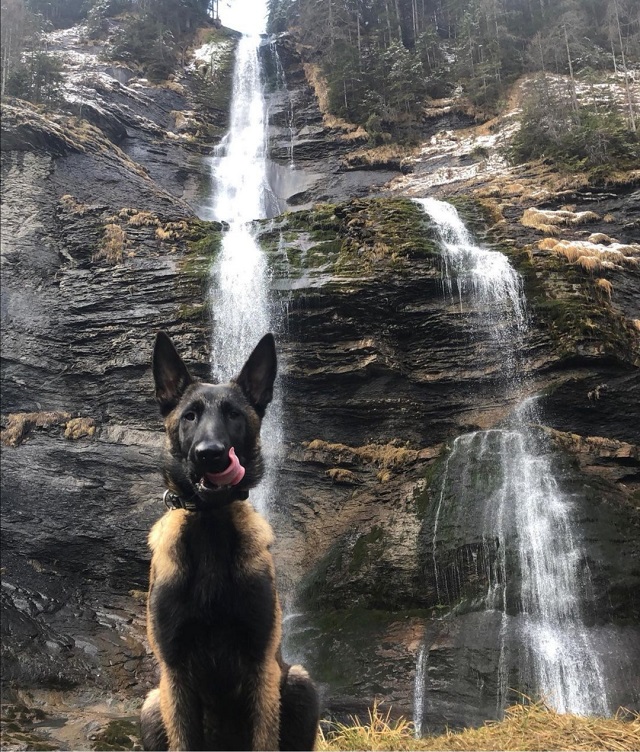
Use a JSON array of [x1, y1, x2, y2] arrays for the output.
[[204, 447, 245, 487]]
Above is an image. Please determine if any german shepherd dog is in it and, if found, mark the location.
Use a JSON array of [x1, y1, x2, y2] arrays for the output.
[[140, 332, 319, 751]]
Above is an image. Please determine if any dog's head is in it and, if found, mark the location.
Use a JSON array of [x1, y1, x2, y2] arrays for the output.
[[152, 332, 277, 506]]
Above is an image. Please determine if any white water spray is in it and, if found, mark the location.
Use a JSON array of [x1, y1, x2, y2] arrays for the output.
[[414, 198, 609, 725], [207, 8, 282, 517]]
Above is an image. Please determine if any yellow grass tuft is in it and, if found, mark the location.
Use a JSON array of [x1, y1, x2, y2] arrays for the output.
[[319, 701, 640, 751], [326, 468, 360, 484], [59, 194, 90, 216], [595, 278, 613, 299], [64, 417, 96, 440], [576, 255, 601, 273], [522, 208, 599, 234], [554, 244, 582, 263], [537, 237, 559, 251], [318, 702, 415, 751], [128, 210, 159, 227], [1, 411, 72, 447], [632, 320, 640, 332], [588, 233, 615, 244], [95, 223, 127, 263], [156, 226, 174, 241], [570, 210, 600, 225], [343, 144, 414, 169], [306, 439, 428, 469]]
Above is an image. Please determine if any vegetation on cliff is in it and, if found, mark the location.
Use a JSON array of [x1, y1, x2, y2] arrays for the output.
[[268, 0, 638, 170]]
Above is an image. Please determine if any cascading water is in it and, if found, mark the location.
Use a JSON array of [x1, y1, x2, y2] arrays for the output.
[[270, 40, 295, 166], [413, 198, 610, 726], [206, 4, 283, 517]]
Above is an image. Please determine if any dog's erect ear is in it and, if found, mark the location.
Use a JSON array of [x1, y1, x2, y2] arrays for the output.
[[153, 332, 194, 416], [234, 333, 277, 417]]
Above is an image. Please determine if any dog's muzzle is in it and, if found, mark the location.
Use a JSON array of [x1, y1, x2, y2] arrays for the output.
[[202, 446, 246, 488]]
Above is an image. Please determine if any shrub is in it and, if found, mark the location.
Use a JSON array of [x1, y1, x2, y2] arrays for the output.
[[109, 14, 177, 81], [509, 77, 639, 177]]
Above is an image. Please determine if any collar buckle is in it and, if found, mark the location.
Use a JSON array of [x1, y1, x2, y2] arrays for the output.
[[163, 489, 198, 511]]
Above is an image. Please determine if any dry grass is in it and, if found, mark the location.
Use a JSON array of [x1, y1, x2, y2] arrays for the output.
[[343, 144, 414, 169], [326, 468, 361, 484], [95, 223, 127, 263], [522, 208, 600, 234], [59, 194, 90, 216], [595, 278, 613, 299], [588, 233, 615, 244], [155, 221, 188, 241], [541, 237, 639, 274], [318, 701, 640, 751], [538, 237, 559, 250], [64, 417, 96, 440], [303, 63, 366, 138], [156, 226, 174, 240], [306, 439, 431, 469], [128, 210, 159, 227], [1, 411, 71, 447], [576, 255, 601, 273]]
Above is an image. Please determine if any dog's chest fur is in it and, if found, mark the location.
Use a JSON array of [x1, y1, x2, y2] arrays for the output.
[[148, 502, 279, 693]]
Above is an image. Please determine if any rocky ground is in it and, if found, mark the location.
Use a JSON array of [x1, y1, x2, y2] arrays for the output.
[[1, 22, 639, 751]]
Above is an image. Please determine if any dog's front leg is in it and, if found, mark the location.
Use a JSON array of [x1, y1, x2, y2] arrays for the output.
[[251, 658, 282, 751], [159, 669, 204, 751]]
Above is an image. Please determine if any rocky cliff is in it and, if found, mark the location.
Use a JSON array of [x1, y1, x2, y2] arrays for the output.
[[1, 23, 639, 750]]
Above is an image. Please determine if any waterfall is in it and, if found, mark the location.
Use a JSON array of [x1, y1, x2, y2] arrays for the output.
[[206, 5, 283, 517], [414, 198, 609, 726], [270, 40, 295, 166]]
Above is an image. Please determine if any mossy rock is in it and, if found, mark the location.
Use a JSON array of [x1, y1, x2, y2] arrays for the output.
[[91, 718, 140, 751], [260, 198, 441, 280], [284, 608, 430, 698], [181, 222, 223, 285]]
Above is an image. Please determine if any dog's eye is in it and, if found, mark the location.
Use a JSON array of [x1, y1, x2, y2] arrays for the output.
[[227, 407, 241, 420], [183, 411, 197, 422]]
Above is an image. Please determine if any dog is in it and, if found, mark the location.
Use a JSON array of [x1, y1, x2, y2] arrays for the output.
[[140, 331, 319, 751]]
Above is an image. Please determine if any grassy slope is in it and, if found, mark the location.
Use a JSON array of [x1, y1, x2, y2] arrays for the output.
[[318, 702, 640, 751]]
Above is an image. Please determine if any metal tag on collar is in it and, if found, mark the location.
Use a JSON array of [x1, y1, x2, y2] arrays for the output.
[[163, 490, 181, 510], [163, 489, 198, 511]]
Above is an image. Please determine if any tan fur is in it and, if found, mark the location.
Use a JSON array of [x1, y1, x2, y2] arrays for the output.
[[230, 501, 275, 577], [147, 505, 286, 750], [148, 510, 188, 584]]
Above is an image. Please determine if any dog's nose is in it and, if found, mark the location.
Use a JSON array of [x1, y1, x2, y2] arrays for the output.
[[194, 441, 227, 466]]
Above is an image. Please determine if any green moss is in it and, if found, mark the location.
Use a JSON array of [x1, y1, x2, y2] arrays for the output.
[[181, 226, 222, 284], [177, 302, 207, 322], [0, 704, 57, 751], [413, 455, 446, 519], [298, 541, 344, 607], [91, 719, 140, 751], [349, 526, 385, 573], [271, 198, 441, 281], [285, 608, 431, 692]]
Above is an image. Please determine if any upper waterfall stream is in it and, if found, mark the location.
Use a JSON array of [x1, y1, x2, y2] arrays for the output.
[[414, 198, 610, 728], [204, 10, 282, 518]]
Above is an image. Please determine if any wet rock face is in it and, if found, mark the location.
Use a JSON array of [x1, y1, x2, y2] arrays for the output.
[[261, 36, 401, 208], [2, 27, 640, 743], [1, 92, 214, 701], [255, 197, 640, 724]]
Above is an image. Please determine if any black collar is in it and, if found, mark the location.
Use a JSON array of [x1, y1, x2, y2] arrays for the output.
[[163, 489, 199, 511], [162, 488, 249, 512]]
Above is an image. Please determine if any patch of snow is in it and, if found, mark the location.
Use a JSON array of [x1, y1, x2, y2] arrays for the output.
[[189, 38, 235, 73]]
